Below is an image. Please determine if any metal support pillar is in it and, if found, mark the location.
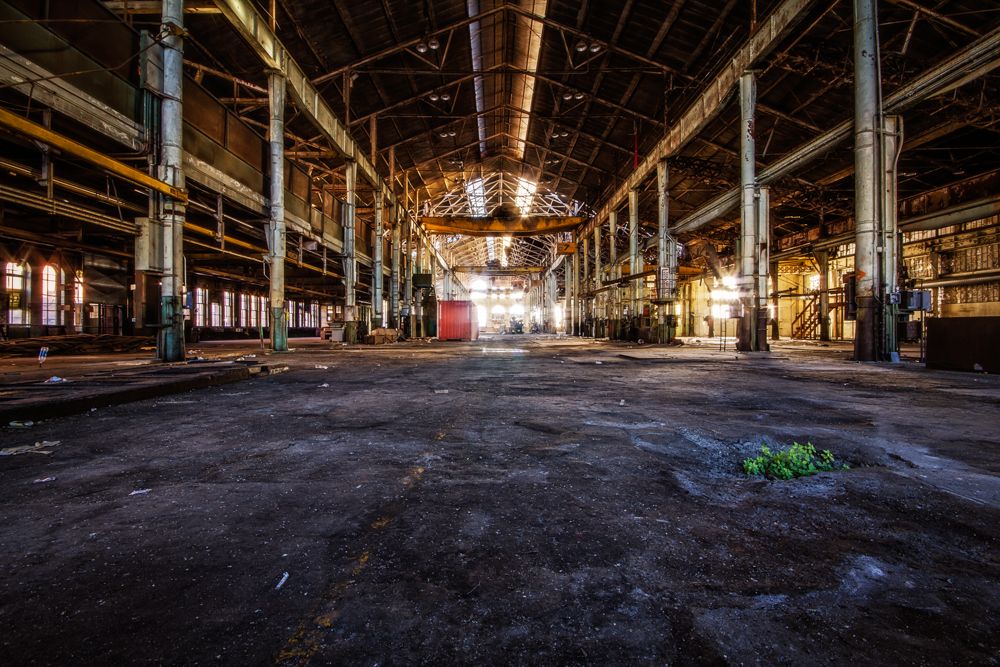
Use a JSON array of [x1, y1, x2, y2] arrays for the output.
[[738, 70, 757, 351], [343, 160, 357, 343], [817, 250, 830, 341], [770, 260, 780, 340], [593, 223, 602, 337], [656, 159, 677, 343], [608, 210, 618, 338], [853, 0, 879, 361], [373, 193, 384, 328], [628, 188, 641, 324], [266, 70, 287, 352], [390, 208, 400, 327], [157, 0, 186, 362], [582, 235, 590, 335]]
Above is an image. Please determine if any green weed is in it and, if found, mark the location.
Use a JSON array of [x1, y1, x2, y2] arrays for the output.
[[742, 442, 849, 480]]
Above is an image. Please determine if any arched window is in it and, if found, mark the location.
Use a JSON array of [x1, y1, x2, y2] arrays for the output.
[[4, 262, 27, 325], [41, 265, 60, 326]]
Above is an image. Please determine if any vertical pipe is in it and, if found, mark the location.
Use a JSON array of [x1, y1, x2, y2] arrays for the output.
[[657, 159, 677, 343], [738, 71, 759, 352], [881, 114, 903, 359], [853, 0, 880, 361], [373, 193, 384, 328], [343, 160, 357, 342], [594, 223, 602, 337], [628, 189, 640, 324], [158, 0, 185, 362], [267, 70, 287, 351]]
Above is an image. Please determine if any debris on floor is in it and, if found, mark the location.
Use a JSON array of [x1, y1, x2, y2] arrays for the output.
[[0, 440, 60, 456]]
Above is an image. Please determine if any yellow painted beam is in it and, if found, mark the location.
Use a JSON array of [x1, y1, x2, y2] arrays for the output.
[[0, 107, 187, 203], [421, 215, 586, 237], [452, 266, 546, 275]]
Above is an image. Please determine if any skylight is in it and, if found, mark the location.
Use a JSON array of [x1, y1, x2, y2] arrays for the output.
[[515, 178, 537, 214], [466, 177, 487, 217]]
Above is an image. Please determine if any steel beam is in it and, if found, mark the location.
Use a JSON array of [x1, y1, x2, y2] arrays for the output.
[[672, 24, 1000, 235], [211, 0, 390, 203], [420, 215, 585, 236], [586, 0, 816, 236]]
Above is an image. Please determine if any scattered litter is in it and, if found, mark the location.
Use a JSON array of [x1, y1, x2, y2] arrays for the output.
[[619, 399, 627, 406], [38, 346, 49, 367], [318, 383, 330, 388], [33, 476, 56, 484], [8, 420, 34, 428], [44, 375, 67, 384], [0, 440, 60, 456], [595, 361, 603, 365], [314, 365, 329, 370], [129, 488, 152, 496], [434, 389, 449, 394], [275, 571, 289, 590]]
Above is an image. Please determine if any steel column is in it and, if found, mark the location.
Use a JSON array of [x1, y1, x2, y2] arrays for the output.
[[628, 189, 640, 321], [158, 0, 186, 362], [267, 70, 287, 351], [343, 160, 357, 343], [817, 250, 830, 341], [608, 210, 618, 337], [853, 0, 879, 360], [656, 159, 677, 343], [373, 192, 384, 328], [594, 223, 602, 337]]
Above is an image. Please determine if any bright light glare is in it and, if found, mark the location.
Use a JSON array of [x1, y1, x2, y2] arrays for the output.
[[491, 304, 506, 315], [477, 305, 488, 327], [471, 279, 488, 291], [721, 276, 737, 289], [470, 291, 486, 301], [712, 289, 739, 302], [510, 304, 525, 316], [515, 178, 536, 213]]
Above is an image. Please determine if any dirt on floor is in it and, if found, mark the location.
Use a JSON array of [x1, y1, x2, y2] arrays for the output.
[[1, 335, 999, 665]]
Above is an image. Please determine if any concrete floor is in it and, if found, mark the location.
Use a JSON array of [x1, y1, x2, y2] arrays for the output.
[[1, 335, 999, 665]]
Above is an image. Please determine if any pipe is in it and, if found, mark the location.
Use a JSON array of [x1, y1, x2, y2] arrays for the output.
[[918, 270, 1000, 289], [268, 70, 288, 352], [159, 0, 186, 362], [0, 108, 184, 202]]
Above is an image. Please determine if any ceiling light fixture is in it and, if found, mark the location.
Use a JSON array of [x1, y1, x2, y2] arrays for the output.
[[589, 43, 602, 53], [574, 40, 588, 52], [428, 92, 440, 101], [427, 37, 440, 50], [416, 41, 429, 53], [440, 93, 451, 101], [573, 92, 584, 100]]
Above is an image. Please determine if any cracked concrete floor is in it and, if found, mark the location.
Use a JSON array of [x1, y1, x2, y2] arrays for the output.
[[1, 335, 999, 665]]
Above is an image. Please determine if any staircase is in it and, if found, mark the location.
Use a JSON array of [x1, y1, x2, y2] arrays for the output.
[[791, 293, 820, 339]]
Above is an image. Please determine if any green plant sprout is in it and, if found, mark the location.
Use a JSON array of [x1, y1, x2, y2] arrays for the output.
[[742, 442, 849, 480]]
